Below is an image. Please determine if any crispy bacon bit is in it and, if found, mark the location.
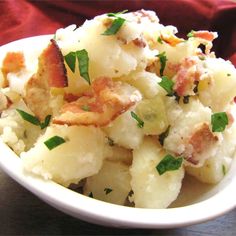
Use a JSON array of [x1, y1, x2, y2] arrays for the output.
[[193, 30, 217, 42], [160, 34, 185, 47], [24, 40, 68, 120], [40, 39, 68, 88], [187, 123, 218, 164], [53, 77, 142, 127], [173, 57, 200, 96], [133, 38, 146, 48], [1, 52, 25, 87]]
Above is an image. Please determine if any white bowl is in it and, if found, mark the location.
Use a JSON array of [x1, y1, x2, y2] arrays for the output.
[[0, 36, 236, 228]]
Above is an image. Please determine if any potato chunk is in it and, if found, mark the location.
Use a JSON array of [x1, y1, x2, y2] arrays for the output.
[[21, 125, 106, 186], [130, 137, 184, 208], [83, 160, 131, 205]]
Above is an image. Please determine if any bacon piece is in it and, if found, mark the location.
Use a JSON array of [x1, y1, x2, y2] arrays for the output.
[[39, 39, 68, 88], [53, 77, 142, 127], [24, 39, 68, 120], [193, 30, 217, 42], [187, 123, 218, 164], [1, 52, 25, 87]]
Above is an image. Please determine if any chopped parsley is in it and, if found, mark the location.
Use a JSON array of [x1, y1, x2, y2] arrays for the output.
[[222, 165, 226, 176], [187, 30, 195, 38], [107, 10, 128, 17], [158, 76, 174, 95], [211, 112, 228, 132], [102, 10, 128, 35], [157, 36, 163, 44], [81, 105, 90, 111], [227, 73, 231, 77], [16, 109, 51, 129], [44, 136, 66, 150], [158, 126, 170, 146], [131, 111, 144, 128], [104, 188, 113, 195], [156, 51, 167, 76], [64, 49, 90, 84], [156, 154, 183, 175]]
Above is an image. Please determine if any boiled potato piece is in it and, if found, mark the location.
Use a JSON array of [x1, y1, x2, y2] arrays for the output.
[[186, 155, 231, 184], [122, 71, 163, 99], [21, 125, 106, 186], [83, 160, 131, 205], [104, 110, 144, 149], [135, 96, 169, 135], [198, 58, 236, 112], [130, 137, 184, 208]]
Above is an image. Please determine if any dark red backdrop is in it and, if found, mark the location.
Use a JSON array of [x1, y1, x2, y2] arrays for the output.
[[0, 0, 235, 65]]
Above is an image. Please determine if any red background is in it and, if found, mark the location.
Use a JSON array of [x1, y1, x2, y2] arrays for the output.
[[0, 0, 235, 65]]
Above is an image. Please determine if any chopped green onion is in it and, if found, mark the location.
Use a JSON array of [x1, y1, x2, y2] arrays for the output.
[[102, 17, 126, 35], [64, 52, 76, 73], [104, 188, 113, 195], [211, 112, 228, 132], [76, 49, 90, 85], [16, 109, 51, 129], [40, 115, 52, 129], [187, 30, 195, 38], [156, 51, 167, 76], [158, 126, 170, 146], [107, 10, 128, 17], [157, 36, 163, 44], [222, 165, 226, 176], [156, 154, 183, 175], [131, 111, 144, 128], [16, 109, 40, 126], [227, 73, 231, 76], [44, 136, 66, 150], [64, 50, 91, 85], [81, 105, 90, 111], [158, 76, 174, 95]]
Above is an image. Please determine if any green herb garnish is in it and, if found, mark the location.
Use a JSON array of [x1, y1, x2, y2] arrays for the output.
[[76, 49, 90, 84], [156, 51, 167, 76], [64, 52, 76, 73], [156, 154, 183, 175], [158, 126, 170, 146], [227, 73, 231, 76], [102, 17, 126, 35], [222, 165, 226, 176], [157, 36, 163, 44], [81, 105, 90, 111], [187, 30, 195, 38], [107, 10, 128, 17], [16, 109, 51, 129], [44, 136, 66, 150], [158, 76, 174, 95], [64, 49, 90, 84], [104, 188, 113, 195], [102, 10, 128, 35], [211, 112, 228, 132], [131, 111, 144, 128]]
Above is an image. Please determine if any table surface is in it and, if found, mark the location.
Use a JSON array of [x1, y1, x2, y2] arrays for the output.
[[1, 168, 236, 236]]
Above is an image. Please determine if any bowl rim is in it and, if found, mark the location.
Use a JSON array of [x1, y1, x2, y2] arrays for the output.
[[0, 35, 236, 228]]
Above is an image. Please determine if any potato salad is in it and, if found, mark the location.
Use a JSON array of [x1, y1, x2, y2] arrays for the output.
[[1, 10, 236, 208]]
